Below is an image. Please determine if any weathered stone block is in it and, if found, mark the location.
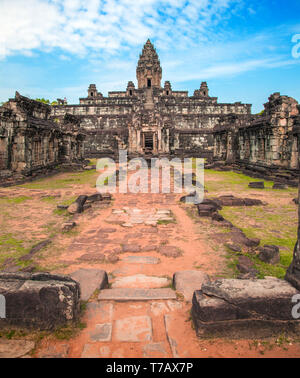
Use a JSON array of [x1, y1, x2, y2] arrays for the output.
[[61, 221, 76, 232], [87, 193, 102, 203], [197, 204, 216, 217], [173, 270, 210, 302], [258, 245, 280, 265], [211, 212, 224, 222], [68, 195, 88, 214], [273, 183, 288, 189], [115, 316, 152, 342], [244, 237, 260, 248], [192, 277, 300, 338], [248, 182, 265, 189], [236, 255, 258, 275], [224, 243, 241, 252], [0, 272, 80, 330], [70, 269, 108, 301]]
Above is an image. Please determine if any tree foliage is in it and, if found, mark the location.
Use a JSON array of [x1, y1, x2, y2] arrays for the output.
[[35, 98, 50, 104], [35, 98, 61, 106]]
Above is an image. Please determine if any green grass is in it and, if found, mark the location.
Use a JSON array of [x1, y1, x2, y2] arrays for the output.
[[204, 168, 297, 194], [53, 196, 78, 217], [0, 234, 25, 251], [252, 255, 290, 279], [53, 208, 68, 216], [0, 234, 37, 268], [0, 196, 32, 204], [53, 321, 87, 340], [18, 169, 98, 190], [88, 159, 97, 166], [40, 196, 59, 203], [219, 247, 241, 278], [220, 206, 296, 253], [218, 204, 297, 279], [182, 168, 297, 279]]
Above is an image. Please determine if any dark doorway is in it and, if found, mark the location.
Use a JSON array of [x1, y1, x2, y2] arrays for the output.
[[147, 78, 151, 88], [144, 132, 153, 150]]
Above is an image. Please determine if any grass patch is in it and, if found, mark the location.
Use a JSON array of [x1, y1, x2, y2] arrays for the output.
[[244, 252, 291, 279], [88, 159, 97, 166], [52, 196, 77, 217], [62, 228, 80, 238], [53, 208, 68, 217], [218, 247, 240, 278], [60, 196, 77, 206], [218, 204, 296, 278], [40, 196, 58, 203], [157, 219, 176, 225], [204, 169, 297, 195], [18, 169, 98, 190], [0, 196, 32, 204], [175, 292, 185, 301], [51, 302, 88, 340], [89, 289, 101, 301], [0, 234, 34, 268], [52, 320, 87, 340]]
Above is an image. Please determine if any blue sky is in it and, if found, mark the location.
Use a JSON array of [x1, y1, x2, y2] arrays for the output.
[[0, 0, 299, 113]]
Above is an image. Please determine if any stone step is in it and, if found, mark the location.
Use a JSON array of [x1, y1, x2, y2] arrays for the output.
[[111, 274, 170, 289], [121, 256, 160, 264], [98, 288, 176, 301], [70, 268, 108, 301]]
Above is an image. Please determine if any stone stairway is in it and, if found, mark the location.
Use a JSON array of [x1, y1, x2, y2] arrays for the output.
[[99, 261, 176, 301], [34, 196, 213, 358], [73, 255, 184, 358], [144, 88, 154, 110]]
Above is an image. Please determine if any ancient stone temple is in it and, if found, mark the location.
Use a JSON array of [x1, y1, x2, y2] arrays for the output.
[[0, 92, 85, 185], [212, 92, 300, 183], [51, 39, 251, 158]]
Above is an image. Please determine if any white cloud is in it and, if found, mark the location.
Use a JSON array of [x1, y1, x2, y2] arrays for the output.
[[0, 0, 240, 59], [163, 56, 298, 85]]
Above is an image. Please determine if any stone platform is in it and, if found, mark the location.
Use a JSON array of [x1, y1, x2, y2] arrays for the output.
[[192, 277, 300, 339], [0, 272, 80, 330]]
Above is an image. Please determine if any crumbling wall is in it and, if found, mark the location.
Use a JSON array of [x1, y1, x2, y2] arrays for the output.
[[212, 93, 300, 177], [0, 93, 85, 185], [172, 129, 214, 158], [51, 81, 251, 158], [285, 126, 300, 289]]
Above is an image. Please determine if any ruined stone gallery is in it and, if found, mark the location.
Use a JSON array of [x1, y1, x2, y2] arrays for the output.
[[0, 40, 300, 358], [1, 40, 299, 186], [51, 40, 251, 159]]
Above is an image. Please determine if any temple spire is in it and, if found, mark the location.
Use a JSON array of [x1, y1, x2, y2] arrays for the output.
[[136, 40, 162, 89]]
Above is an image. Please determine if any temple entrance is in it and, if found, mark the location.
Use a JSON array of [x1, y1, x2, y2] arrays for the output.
[[144, 132, 153, 150], [142, 131, 157, 153], [147, 79, 151, 88]]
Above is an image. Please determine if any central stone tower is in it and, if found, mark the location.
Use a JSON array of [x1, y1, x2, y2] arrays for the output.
[[136, 39, 162, 89]]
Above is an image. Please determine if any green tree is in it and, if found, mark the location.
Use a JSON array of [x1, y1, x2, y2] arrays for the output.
[[35, 98, 50, 104]]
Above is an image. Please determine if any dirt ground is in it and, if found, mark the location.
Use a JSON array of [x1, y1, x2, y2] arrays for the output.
[[0, 166, 299, 358]]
